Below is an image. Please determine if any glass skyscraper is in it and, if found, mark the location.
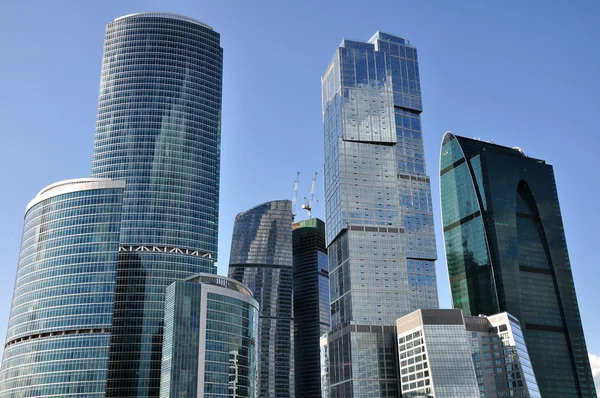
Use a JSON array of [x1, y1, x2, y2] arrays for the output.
[[228, 200, 294, 398], [292, 218, 330, 397], [321, 32, 439, 396], [90, 13, 223, 396], [0, 178, 125, 397], [440, 132, 597, 397], [159, 274, 259, 398]]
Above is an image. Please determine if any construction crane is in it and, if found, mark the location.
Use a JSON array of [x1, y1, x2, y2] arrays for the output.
[[291, 172, 300, 219], [302, 172, 317, 219]]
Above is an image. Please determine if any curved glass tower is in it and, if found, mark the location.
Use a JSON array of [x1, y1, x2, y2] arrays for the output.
[[90, 13, 223, 396], [160, 274, 259, 398], [0, 178, 125, 397], [440, 132, 597, 397], [228, 200, 294, 398]]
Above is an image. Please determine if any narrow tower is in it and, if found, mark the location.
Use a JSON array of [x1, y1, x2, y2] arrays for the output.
[[228, 200, 295, 398], [292, 218, 329, 397]]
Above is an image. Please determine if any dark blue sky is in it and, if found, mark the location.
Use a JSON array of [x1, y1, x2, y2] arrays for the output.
[[1, 0, 599, 381]]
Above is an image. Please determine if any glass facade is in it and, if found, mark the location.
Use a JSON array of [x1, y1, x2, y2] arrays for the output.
[[160, 274, 259, 398], [466, 312, 540, 398], [396, 309, 539, 398], [90, 13, 223, 396], [440, 132, 597, 397], [292, 218, 330, 397], [0, 179, 125, 397], [228, 200, 294, 398], [321, 32, 438, 396], [396, 309, 480, 398]]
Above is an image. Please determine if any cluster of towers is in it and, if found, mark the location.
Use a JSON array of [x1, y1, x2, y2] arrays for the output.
[[0, 11, 596, 398]]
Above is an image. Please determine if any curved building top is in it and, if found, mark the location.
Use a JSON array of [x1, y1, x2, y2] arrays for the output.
[[26, 178, 125, 214], [229, 200, 293, 267], [113, 12, 213, 29], [185, 272, 254, 298]]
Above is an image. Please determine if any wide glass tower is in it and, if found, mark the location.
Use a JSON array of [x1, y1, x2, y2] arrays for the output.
[[321, 32, 439, 396], [90, 13, 223, 396], [0, 179, 125, 397], [440, 132, 597, 397], [228, 200, 294, 398]]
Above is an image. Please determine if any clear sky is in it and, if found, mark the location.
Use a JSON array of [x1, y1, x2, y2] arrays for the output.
[[1, 0, 599, 385]]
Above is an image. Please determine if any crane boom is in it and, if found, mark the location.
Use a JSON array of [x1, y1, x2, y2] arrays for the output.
[[292, 172, 299, 219], [302, 172, 317, 219]]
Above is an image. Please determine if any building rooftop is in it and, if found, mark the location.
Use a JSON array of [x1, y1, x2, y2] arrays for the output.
[[113, 12, 212, 30]]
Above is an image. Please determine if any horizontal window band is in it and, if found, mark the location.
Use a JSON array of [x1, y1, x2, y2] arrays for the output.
[[440, 157, 466, 176], [349, 225, 404, 233], [443, 211, 481, 232], [520, 266, 552, 275], [406, 257, 437, 262], [5, 328, 111, 349], [525, 323, 565, 333], [516, 212, 538, 220]]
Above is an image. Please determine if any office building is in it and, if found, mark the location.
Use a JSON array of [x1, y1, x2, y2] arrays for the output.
[[292, 218, 330, 397], [468, 312, 540, 398], [0, 179, 125, 397], [440, 132, 597, 397], [90, 13, 223, 396], [396, 309, 480, 397], [396, 309, 540, 397], [321, 32, 439, 396], [228, 200, 294, 397], [159, 274, 259, 398]]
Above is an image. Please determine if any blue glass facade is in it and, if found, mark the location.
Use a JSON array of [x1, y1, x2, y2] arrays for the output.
[[321, 32, 439, 396], [0, 179, 125, 397], [89, 13, 223, 396], [160, 274, 259, 398], [440, 132, 597, 397], [228, 200, 294, 398], [292, 218, 330, 397]]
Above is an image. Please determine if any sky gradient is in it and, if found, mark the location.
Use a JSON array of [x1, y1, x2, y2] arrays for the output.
[[0, 1, 599, 388]]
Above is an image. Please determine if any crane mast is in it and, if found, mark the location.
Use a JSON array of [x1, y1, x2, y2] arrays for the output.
[[291, 172, 299, 219], [302, 172, 317, 219]]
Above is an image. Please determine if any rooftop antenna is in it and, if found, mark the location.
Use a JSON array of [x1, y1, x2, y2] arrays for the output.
[[292, 172, 299, 219], [302, 172, 317, 219]]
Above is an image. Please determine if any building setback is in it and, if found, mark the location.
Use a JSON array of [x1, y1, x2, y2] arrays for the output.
[[396, 309, 540, 397], [440, 132, 597, 397], [159, 274, 259, 398], [321, 32, 439, 396], [0, 179, 125, 397], [292, 218, 330, 397], [90, 13, 223, 397], [228, 200, 295, 398]]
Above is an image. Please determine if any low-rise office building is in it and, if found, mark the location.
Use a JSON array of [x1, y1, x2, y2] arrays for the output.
[[396, 309, 539, 397]]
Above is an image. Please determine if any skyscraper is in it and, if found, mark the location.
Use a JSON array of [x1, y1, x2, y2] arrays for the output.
[[440, 132, 597, 397], [292, 218, 329, 397], [228, 200, 295, 398], [159, 274, 259, 398], [90, 13, 223, 396], [0, 179, 125, 397], [321, 32, 439, 396]]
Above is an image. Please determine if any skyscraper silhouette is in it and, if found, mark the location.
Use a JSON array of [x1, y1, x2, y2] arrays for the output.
[[321, 32, 439, 396], [440, 132, 597, 397]]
